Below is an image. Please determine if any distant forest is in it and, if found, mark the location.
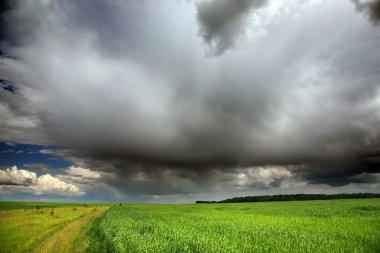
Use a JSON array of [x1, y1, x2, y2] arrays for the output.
[[196, 193, 380, 204]]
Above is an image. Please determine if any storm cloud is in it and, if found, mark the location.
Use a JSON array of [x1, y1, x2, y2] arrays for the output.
[[0, 0, 380, 200], [352, 0, 380, 23], [196, 0, 268, 55]]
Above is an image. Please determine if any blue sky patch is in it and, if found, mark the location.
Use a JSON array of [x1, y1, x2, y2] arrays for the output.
[[0, 80, 17, 94], [0, 141, 72, 170]]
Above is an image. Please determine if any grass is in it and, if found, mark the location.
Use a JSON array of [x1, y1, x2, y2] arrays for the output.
[[0, 203, 110, 253], [0, 201, 111, 211], [1, 199, 379, 252], [87, 199, 380, 253]]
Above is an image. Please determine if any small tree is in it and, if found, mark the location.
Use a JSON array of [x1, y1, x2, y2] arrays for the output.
[[50, 207, 55, 216]]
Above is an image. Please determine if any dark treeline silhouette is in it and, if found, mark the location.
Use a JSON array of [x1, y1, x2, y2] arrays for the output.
[[196, 193, 380, 204]]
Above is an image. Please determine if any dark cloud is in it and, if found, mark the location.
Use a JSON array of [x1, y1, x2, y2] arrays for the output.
[[196, 0, 268, 55], [0, 0, 380, 200], [352, 0, 380, 23], [0, 80, 17, 93], [56, 0, 145, 57], [0, 0, 12, 45]]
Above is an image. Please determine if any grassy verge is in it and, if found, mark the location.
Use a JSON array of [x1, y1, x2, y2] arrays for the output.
[[86, 208, 113, 253], [0, 205, 110, 253], [32, 207, 108, 253], [0, 201, 112, 211]]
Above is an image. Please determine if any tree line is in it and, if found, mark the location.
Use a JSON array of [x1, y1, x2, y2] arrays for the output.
[[196, 193, 380, 203]]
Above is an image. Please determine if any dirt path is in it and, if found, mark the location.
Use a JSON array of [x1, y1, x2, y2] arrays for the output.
[[32, 207, 108, 253]]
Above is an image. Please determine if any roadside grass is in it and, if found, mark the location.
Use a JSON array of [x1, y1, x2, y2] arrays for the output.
[[0, 201, 111, 211], [0, 205, 110, 253], [32, 207, 108, 253]]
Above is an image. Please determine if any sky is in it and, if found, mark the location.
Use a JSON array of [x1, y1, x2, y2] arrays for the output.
[[0, 0, 379, 203]]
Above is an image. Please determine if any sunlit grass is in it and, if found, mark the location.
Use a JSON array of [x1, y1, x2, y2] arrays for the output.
[[0, 202, 111, 211], [0, 205, 109, 253]]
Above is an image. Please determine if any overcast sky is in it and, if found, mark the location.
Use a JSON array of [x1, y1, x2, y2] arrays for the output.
[[0, 0, 379, 203]]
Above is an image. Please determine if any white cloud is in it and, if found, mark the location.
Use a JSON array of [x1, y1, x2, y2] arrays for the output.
[[233, 166, 306, 189], [65, 166, 101, 179], [38, 149, 55, 155], [0, 166, 84, 196], [56, 166, 102, 185], [0, 166, 37, 185], [30, 174, 84, 196]]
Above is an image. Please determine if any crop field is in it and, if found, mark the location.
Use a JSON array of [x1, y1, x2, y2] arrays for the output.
[[1, 199, 380, 253], [87, 199, 380, 253]]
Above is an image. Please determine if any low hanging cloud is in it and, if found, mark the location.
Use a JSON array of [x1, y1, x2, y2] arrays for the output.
[[0, 166, 84, 196], [0, 0, 379, 199]]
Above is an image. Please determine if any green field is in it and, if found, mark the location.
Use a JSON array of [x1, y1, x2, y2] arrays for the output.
[[87, 199, 380, 253], [1, 199, 380, 253]]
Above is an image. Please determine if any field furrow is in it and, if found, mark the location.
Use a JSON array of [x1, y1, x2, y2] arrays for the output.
[[0, 205, 110, 253], [32, 207, 108, 253]]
